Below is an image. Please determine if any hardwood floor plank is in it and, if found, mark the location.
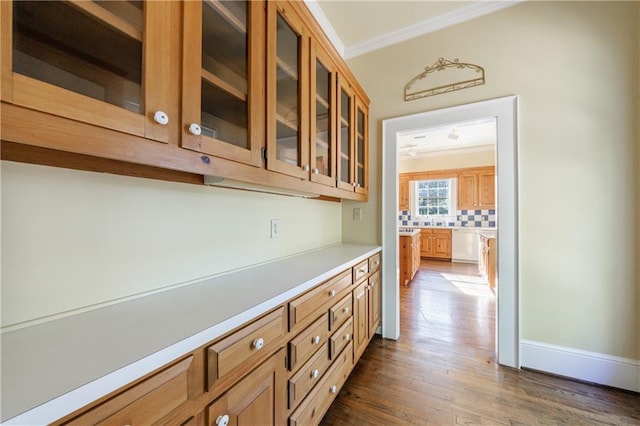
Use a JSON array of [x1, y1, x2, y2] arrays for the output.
[[322, 260, 640, 425]]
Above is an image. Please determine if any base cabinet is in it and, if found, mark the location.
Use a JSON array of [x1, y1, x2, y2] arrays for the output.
[[53, 251, 381, 426], [420, 229, 452, 260], [479, 235, 496, 289], [399, 233, 420, 285]]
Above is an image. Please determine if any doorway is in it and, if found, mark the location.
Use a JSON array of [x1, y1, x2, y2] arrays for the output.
[[380, 96, 519, 368]]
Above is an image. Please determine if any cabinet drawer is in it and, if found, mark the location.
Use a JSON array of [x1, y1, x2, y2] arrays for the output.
[[329, 317, 353, 360], [207, 307, 285, 389], [368, 253, 381, 273], [289, 342, 353, 426], [353, 259, 369, 283], [289, 270, 352, 330], [288, 315, 329, 373], [288, 341, 331, 410], [328, 293, 352, 332], [64, 356, 197, 425]]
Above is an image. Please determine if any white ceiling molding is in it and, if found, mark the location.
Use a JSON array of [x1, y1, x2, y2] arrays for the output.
[[303, 0, 346, 57], [344, 1, 523, 59]]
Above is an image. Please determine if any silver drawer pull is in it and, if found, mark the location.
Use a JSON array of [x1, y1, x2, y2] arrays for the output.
[[343, 307, 349, 314], [329, 289, 336, 297], [311, 369, 319, 379], [330, 385, 338, 394], [312, 335, 321, 345]]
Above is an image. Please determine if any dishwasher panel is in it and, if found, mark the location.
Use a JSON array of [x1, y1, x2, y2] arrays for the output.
[[452, 229, 479, 263]]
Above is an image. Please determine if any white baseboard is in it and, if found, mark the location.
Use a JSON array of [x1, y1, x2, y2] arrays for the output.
[[520, 340, 640, 392]]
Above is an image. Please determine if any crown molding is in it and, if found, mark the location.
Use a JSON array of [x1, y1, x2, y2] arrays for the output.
[[303, 0, 346, 57], [344, 1, 523, 59]]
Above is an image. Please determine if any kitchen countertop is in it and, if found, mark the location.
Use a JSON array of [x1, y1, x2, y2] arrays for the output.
[[398, 228, 421, 236], [478, 230, 497, 238], [399, 226, 496, 232], [1, 243, 381, 424]]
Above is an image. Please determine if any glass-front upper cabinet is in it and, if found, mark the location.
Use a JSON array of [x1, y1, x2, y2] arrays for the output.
[[354, 97, 368, 195], [336, 75, 354, 191], [266, 2, 309, 179], [309, 41, 336, 188], [2, 1, 172, 142], [181, 0, 265, 167]]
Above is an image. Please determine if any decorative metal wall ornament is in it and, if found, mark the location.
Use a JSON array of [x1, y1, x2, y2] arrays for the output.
[[404, 58, 485, 101]]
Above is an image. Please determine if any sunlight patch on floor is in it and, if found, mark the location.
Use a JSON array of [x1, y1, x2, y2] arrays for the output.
[[440, 273, 494, 297]]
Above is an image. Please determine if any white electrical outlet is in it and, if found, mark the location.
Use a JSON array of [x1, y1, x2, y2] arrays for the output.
[[270, 219, 280, 238], [353, 208, 363, 221]]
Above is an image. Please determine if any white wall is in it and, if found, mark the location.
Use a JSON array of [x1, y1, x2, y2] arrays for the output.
[[342, 1, 639, 361], [399, 149, 495, 173], [1, 161, 342, 328]]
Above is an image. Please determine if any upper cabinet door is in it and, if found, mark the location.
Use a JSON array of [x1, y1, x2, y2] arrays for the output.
[[266, 2, 309, 179], [354, 97, 368, 195], [3, 0, 172, 143], [309, 41, 336, 188], [181, 0, 265, 167], [336, 75, 354, 191]]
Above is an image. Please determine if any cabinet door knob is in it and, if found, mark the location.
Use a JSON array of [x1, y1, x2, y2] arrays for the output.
[[216, 415, 230, 426], [352, 182, 357, 187], [153, 111, 169, 125], [330, 385, 338, 394], [344, 333, 350, 341], [188, 123, 202, 136], [303, 164, 310, 171], [329, 289, 336, 297], [311, 369, 320, 379], [358, 268, 366, 274], [313, 168, 319, 174], [312, 335, 321, 345], [343, 307, 349, 314], [252, 338, 264, 350]]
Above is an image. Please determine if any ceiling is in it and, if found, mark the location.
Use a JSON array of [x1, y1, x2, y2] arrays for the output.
[[309, 0, 520, 59], [396, 118, 496, 159]]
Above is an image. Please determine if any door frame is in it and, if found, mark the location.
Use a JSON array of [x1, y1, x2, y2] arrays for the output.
[[380, 96, 519, 368]]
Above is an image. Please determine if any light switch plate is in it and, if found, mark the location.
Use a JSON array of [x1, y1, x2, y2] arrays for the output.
[[270, 219, 280, 238], [353, 208, 363, 221]]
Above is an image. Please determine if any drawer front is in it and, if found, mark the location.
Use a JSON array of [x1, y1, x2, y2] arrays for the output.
[[208, 307, 285, 388], [289, 342, 353, 426], [288, 341, 332, 410], [65, 356, 196, 425], [329, 317, 353, 360], [288, 315, 329, 373], [368, 252, 381, 273], [353, 259, 369, 283], [328, 293, 352, 332], [289, 270, 352, 330]]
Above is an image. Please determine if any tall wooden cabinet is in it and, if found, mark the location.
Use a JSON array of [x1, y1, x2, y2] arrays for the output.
[[1, 0, 370, 202]]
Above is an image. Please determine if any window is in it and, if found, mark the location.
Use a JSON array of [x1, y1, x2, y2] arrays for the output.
[[416, 179, 453, 216]]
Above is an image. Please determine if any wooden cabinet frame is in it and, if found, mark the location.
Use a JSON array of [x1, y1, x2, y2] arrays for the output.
[[181, 0, 266, 167]]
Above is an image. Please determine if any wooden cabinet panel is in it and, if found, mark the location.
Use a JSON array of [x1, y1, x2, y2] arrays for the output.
[[287, 341, 331, 410], [288, 342, 353, 426], [368, 271, 381, 337], [181, 0, 265, 167], [352, 281, 368, 362], [207, 348, 286, 426], [64, 355, 200, 425], [457, 168, 495, 210], [368, 252, 381, 273], [207, 307, 285, 389], [288, 315, 329, 373], [328, 293, 352, 332], [352, 259, 369, 284], [398, 176, 409, 211], [4, 1, 173, 143], [288, 270, 351, 331], [420, 229, 451, 260], [353, 97, 368, 196], [329, 317, 353, 360]]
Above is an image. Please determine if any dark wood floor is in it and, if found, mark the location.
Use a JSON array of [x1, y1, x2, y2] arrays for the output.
[[322, 260, 640, 425]]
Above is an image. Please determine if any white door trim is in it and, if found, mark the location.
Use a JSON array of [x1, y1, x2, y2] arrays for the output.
[[380, 96, 520, 367]]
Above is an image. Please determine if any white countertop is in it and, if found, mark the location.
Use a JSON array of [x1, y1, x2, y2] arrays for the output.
[[398, 229, 421, 236], [1, 244, 381, 424], [399, 226, 496, 232]]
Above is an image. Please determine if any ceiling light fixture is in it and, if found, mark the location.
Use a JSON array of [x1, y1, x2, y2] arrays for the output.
[[448, 129, 459, 140]]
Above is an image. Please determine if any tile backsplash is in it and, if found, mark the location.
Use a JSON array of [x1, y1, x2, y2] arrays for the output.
[[398, 209, 496, 228]]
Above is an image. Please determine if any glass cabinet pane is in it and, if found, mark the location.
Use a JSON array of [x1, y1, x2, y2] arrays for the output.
[[356, 107, 365, 186], [314, 60, 331, 177], [13, 1, 143, 113], [201, 0, 249, 148], [275, 13, 300, 166], [339, 88, 352, 185]]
